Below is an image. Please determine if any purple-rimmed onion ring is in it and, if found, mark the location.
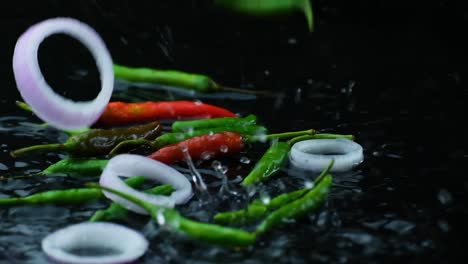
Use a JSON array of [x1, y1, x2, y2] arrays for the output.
[[13, 17, 113, 130], [42, 222, 148, 264], [99, 154, 193, 215], [289, 138, 364, 172]]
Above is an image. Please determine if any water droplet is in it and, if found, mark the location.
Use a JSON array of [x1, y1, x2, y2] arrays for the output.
[[194, 100, 203, 105], [305, 181, 314, 189], [260, 195, 271, 205], [14, 162, 28, 168], [437, 220, 450, 232], [288, 37, 297, 44], [0, 163, 8, 170], [201, 151, 214, 160], [317, 211, 327, 227], [239, 156, 250, 164], [180, 145, 188, 152], [156, 209, 166, 225], [294, 88, 302, 104], [220, 145, 228, 153], [264, 70, 270, 76], [437, 189, 452, 205], [218, 166, 228, 174], [384, 220, 415, 235], [211, 160, 221, 170]]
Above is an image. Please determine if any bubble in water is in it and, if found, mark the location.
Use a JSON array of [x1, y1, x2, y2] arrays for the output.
[[437, 189, 452, 205], [239, 156, 250, 164], [219, 145, 229, 153]]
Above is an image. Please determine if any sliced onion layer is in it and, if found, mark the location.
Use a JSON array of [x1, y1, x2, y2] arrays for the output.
[[13, 17, 113, 130], [99, 154, 192, 214], [289, 139, 364, 172], [42, 222, 148, 264]]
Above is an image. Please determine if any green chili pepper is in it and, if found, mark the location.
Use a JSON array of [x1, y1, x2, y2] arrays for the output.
[[214, 0, 314, 31], [242, 133, 352, 185], [88, 183, 256, 247], [41, 159, 109, 177], [109, 125, 268, 156], [255, 174, 332, 235], [214, 188, 309, 225], [171, 114, 257, 132], [114, 64, 270, 95], [10, 121, 162, 157], [216, 160, 333, 225], [0, 176, 145, 206], [90, 184, 174, 222]]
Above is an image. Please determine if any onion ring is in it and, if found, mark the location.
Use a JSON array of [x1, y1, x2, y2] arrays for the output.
[[99, 154, 192, 215], [42, 222, 148, 264], [289, 139, 364, 172], [13, 17, 113, 130]]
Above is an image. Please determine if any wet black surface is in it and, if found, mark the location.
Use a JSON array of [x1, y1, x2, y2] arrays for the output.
[[1, 1, 467, 263]]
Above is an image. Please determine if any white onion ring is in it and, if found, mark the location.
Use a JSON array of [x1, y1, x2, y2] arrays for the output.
[[289, 139, 364, 172], [13, 17, 113, 130], [99, 154, 192, 215], [42, 222, 148, 264]]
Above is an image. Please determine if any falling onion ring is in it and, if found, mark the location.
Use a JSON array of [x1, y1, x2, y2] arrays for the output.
[[13, 17, 113, 130], [289, 139, 364, 172], [99, 154, 193, 215], [42, 222, 148, 264]]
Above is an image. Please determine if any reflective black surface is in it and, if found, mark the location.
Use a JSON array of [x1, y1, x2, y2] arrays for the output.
[[0, 1, 467, 263]]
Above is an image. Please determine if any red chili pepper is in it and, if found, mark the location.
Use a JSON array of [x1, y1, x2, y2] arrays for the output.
[[98, 101, 237, 126], [147, 132, 244, 164]]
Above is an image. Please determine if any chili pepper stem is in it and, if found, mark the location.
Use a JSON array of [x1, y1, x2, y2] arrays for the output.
[[287, 133, 355, 146], [16, 101, 32, 112], [108, 139, 153, 156], [246, 129, 315, 143], [219, 85, 277, 97], [11, 143, 65, 157]]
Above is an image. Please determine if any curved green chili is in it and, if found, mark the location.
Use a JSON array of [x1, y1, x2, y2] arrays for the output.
[[90, 184, 174, 222], [242, 133, 352, 185], [255, 174, 332, 235], [214, 0, 314, 31], [216, 160, 334, 225], [0, 176, 145, 206], [88, 183, 256, 247], [114, 64, 270, 95], [171, 114, 257, 132], [10, 121, 162, 157]]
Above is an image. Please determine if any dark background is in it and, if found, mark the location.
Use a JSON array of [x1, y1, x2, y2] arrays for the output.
[[1, 0, 467, 263]]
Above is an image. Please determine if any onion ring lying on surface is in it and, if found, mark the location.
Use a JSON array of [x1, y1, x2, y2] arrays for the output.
[[42, 222, 148, 264], [99, 154, 193, 215], [289, 139, 364, 172], [13, 17, 113, 130]]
